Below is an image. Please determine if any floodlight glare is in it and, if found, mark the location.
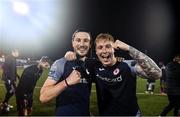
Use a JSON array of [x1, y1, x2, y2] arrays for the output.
[[1, 0, 69, 54], [13, 1, 29, 15]]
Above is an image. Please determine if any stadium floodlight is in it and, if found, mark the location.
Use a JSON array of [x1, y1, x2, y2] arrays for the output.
[[0, 0, 69, 55], [13, 1, 29, 15]]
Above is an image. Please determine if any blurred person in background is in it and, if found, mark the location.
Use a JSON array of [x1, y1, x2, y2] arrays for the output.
[[145, 78, 156, 94], [16, 56, 50, 116], [0, 49, 19, 113], [160, 54, 180, 116], [159, 61, 166, 95]]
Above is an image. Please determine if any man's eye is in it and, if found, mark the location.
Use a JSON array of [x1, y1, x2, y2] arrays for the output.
[[106, 44, 112, 48], [97, 46, 103, 49], [84, 39, 90, 43], [75, 38, 81, 42]]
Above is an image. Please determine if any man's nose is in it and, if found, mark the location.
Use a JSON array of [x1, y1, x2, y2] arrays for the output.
[[79, 41, 85, 46], [102, 47, 107, 53]]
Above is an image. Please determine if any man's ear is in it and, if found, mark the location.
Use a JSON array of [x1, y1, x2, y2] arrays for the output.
[[72, 39, 74, 48]]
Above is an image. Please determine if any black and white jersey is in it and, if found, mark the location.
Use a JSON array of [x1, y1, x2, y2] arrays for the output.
[[94, 60, 139, 116]]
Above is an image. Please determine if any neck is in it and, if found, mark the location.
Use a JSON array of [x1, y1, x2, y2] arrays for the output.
[[110, 56, 117, 66], [76, 54, 87, 61], [112, 56, 117, 65], [79, 56, 87, 61]]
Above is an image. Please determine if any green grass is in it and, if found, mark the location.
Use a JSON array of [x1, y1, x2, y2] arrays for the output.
[[0, 68, 172, 116]]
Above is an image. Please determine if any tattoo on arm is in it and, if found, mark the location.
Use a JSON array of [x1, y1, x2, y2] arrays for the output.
[[129, 46, 162, 79]]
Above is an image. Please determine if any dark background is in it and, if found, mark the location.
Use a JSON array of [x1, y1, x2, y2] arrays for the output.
[[1, 0, 179, 64], [47, 0, 179, 64]]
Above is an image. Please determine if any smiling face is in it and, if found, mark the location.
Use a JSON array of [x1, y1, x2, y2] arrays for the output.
[[95, 34, 116, 66], [72, 31, 91, 58]]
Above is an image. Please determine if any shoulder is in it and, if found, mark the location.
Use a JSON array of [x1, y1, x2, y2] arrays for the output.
[[166, 61, 180, 72], [120, 60, 137, 76], [51, 58, 68, 68], [22, 64, 36, 74], [123, 60, 137, 67], [50, 58, 68, 72], [48, 58, 68, 81], [53, 58, 67, 65], [166, 62, 178, 70], [24, 64, 37, 69], [116, 60, 130, 68]]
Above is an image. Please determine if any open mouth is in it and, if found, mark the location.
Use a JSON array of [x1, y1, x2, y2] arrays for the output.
[[100, 54, 111, 61]]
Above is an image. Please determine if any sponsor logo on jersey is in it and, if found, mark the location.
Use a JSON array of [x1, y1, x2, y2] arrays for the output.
[[96, 74, 122, 83], [80, 78, 88, 83]]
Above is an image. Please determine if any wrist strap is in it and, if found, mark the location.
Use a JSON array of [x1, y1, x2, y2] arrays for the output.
[[64, 79, 70, 87]]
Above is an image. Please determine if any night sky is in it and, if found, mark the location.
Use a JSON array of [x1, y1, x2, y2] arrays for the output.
[[0, 0, 179, 64]]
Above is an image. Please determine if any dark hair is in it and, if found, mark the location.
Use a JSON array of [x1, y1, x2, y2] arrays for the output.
[[72, 29, 92, 40], [40, 56, 49, 62]]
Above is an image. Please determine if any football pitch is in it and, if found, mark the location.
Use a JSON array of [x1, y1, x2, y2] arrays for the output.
[[0, 68, 172, 116]]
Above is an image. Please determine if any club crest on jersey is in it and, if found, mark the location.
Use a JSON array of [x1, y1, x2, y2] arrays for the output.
[[113, 68, 120, 75]]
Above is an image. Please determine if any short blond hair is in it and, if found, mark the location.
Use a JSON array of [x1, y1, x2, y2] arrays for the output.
[[95, 33, 114, 44]]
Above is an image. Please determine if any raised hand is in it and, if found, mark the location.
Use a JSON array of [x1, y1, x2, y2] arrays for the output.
[[66, 70, 81, 85], [113, 39, 129, 51], [64, 51, 76, 61]]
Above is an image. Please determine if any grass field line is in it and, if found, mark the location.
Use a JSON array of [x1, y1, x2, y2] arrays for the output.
[[0, 84, 166, 96]]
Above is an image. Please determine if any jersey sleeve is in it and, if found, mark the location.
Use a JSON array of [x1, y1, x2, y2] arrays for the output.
[[124, 60, 137, 77], [48, 58, 67, 81]]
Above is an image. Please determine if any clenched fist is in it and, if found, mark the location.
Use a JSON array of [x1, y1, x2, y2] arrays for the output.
[[64, 51, 76, 61], [113, 40, 130, 51], [66, 70, 81, 86]]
